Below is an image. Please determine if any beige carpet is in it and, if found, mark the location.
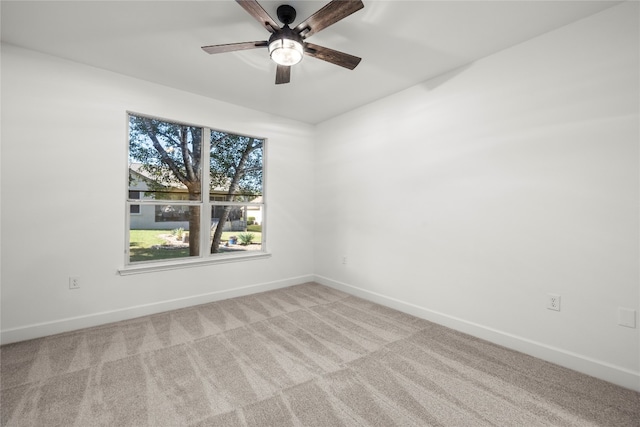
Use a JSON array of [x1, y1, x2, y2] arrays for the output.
[[1, 283, 638, 426]]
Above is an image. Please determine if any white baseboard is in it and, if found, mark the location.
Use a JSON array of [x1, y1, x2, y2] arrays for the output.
[[1, 274, 314, 345], [314, 275, 640, 392]]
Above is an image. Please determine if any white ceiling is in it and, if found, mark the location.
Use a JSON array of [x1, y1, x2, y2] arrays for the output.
[[1, 0, 621, 124]]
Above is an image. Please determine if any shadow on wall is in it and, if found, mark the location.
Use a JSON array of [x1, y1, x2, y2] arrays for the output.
[[418, 63, 473, 92]]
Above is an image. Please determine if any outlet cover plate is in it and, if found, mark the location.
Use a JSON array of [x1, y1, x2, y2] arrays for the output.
[[547, 294, 561, 311]]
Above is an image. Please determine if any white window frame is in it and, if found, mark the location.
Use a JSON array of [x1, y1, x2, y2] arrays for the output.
[[120, 112, 269, 275]]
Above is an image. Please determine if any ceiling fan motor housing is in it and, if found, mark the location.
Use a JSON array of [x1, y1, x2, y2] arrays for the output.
[[268, 25, 303, 47], [276, 4, 297, 25]]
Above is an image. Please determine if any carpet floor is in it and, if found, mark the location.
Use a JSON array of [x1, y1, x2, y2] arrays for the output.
[[1, 283, 638, 426]]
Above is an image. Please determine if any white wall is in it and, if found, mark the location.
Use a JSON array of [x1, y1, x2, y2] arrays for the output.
[[0, 45, 315, 342], [314, 2, 639, 390]]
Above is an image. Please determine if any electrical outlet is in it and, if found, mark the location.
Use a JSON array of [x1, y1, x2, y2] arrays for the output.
[[69, 276, 80, 289], [342, 256, 347, 265], [547, 294, 561, 311]]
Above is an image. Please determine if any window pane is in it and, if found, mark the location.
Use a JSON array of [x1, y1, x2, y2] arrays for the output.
[[128, 191, 141, 214], [210, 205, 263, 254], [129, 205, 200, 263], [129, 114, 202, 202], [210, 132, 263, 200]]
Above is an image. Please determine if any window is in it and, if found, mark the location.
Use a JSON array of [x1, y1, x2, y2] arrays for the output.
[[125, 113, 265, 270], [128, 191, 141, 214]]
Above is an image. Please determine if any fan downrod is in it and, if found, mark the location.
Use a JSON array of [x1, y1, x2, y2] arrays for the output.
[[276, 5, 296, 25]]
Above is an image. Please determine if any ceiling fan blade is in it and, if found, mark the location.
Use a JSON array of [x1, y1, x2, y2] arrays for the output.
[[201, 41, 268, 54], [275, 65, 291, 84], [295, 0, 364, 39], [236, 0, 280, 33], [304, 43, 361, 70]]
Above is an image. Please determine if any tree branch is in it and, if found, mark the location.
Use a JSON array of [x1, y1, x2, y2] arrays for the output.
[[225, 139, 260, 201], [141, 118, 188, 185], [181, 127, 197, 184]]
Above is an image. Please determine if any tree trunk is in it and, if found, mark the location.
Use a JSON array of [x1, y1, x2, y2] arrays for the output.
[[188, 185, 200, 256], [210, 206, 231, 253], [188, 206, 200, 256]]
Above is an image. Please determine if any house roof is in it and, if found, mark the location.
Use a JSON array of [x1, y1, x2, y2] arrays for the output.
[[129, 163, 261, 200], [129, 163, 186, 190]]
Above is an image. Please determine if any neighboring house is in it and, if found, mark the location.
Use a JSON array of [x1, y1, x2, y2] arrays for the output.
[[247, 196, 263, 226], [129, 164, 259, 231]]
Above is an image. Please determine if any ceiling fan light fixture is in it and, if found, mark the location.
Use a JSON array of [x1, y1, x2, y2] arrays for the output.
[[269, 37, 303, 66]]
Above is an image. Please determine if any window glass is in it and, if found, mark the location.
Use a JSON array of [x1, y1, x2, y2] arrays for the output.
[[129, 191, 141, 214], [128, 207, 200, 263], [129, 116, 202, 201], [210, 131, 263, 197], [209, 131, 263, 254], [211, 205, 263, 254]]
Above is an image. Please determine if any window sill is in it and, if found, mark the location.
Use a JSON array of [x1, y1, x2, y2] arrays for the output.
[[118, 251, 271, 275]]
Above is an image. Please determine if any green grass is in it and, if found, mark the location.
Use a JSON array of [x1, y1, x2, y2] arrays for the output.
[[129, 230, 168, 248], [129, 229, 189, 262], [129, 229, 262, 263]]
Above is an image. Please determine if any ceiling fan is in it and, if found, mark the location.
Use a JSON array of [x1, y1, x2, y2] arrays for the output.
[[201, 0, 364, 84]]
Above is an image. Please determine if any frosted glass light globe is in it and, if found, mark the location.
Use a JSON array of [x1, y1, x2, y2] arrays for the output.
[[269, 38, 303, 66]]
